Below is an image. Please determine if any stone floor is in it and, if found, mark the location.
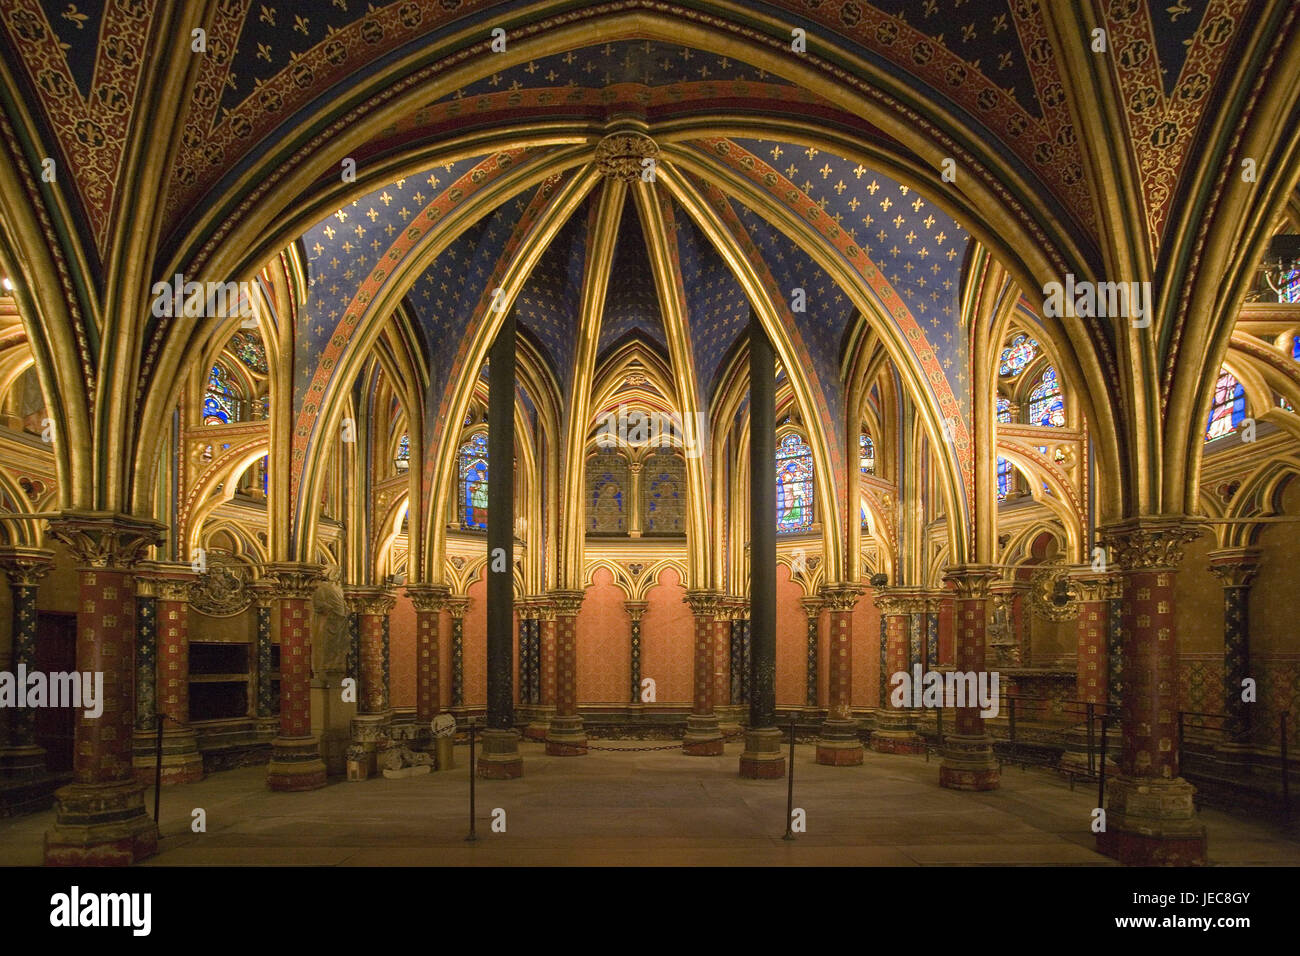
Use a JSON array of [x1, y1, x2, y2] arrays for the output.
[[2, 740, 1297, 866]]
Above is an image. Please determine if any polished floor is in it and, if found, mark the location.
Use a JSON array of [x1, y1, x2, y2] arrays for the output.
[[2, 740, 1297, 866]]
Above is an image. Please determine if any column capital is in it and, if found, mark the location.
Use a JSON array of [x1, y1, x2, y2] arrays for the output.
[[0, 546, 55, 586], [136, 561, 197, 602], [624, 600, 648, 623], [345, 585, 396, 616], [942, 565, 1000, 599], [444, 595, 471, 619], [249, 578, 278, 608], [917, 589, 951, 613], [1070, 568, 1121, 602], [532, 597, 556, 622], [263, 562, 326, 600], [1206, 548, 1261, 588], [683, 589, 722, 616], [820, 584, 863, 612], [404, 583, 451, 612], [549, 588, 585, 615], [799, 595, 824, 620], [1098, 516, 1204, 572], [46, 512, 165, 569], [873, 589, 908, 616]]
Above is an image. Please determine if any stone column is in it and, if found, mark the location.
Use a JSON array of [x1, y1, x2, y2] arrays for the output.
[[870, 593, 923, 753], [626, 601, 646, 705], [712, 608, 731, 725], [939, 566, 1000, 790], [817, 585, 864, 765], [1207, 548, 1260, 763], [348, 588, 395, 715], [683, 590, 724, 755], [264, 562, 327, 792], [1060, 571, 1118, 774], [251, 582, 276, 735], [406, 584, 449, 725], [800, 595, 821, 714], [545, 589, 586, 755], [525, 599, 556, 740], [516, 599, 534, 720], [148, 565, 203, 784], [1096, 518, 1206, 865], [44, 514, 164, 866], [739, 312, 785, 778], [0, 548, 53, 780], [922, 592, 941, 669], [628, 461, 643, 538], [727, 600, 743, 707], [446, 596, 468, 712]]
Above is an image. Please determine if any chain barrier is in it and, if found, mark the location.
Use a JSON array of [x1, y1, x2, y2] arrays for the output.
[[444, 729, 750, 751]]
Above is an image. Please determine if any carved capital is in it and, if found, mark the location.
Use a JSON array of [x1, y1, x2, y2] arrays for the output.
[[624, 600, 648, 623], [799, 595, 824, 620], [405, 584, 451, 613], [683, 589, 721, 617], [1206, 548, 1261, 589], [346, 586, 397, 616], [138, 562, 197, 602], [46, 512, 165, 569], [819, 584, 863, 613], [1071, 569, 1118, 603], [445, 595, 471, 619], [943, 565, 1000, 600], [1098, 517, 1203, 572], [263, 562, 326, 600], [873, 590, 907, 617], [549, 589, 585, 615], [533, 599, 556, 622], [0, 547, 54, 587]]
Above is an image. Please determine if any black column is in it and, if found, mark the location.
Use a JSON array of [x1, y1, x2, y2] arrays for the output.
[[487, 309, 516, 731], [749, 313, 776, 729]]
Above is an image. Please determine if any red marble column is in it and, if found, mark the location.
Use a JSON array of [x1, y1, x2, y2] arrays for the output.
[[1074, 575, 1113, 706], [682, 590, 724, 755], [939, 566, 1000, 790], [406, 585, 449, 724], [1097, 518, 1206, 865], [871, 593, 923, 753], [546, 590, 587, 755], [44, 515, 164, 866], [151, 566, 203, 784], [265, 563, 326, 791], [526, 600, 556, 740], [818, 585, 863, 765], [351, 588, 395, 714]]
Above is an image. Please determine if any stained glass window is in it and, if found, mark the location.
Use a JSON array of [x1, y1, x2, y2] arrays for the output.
[[859, 432, 875, 475], [1205, 369, 1246, 441], [588, 451, 629, 534], [996, 397, 1013, 424], [230, 330, 268, 374], [643, 451, 685, 534], [203, 364, 237, 425], [776, 433, 814, 534], [1281, 268, 1300, 304], [458, 433, 488, 529], [996, 456, 1013, 501], [1291, 334, 1299, 361], [999, 334, 1039, 376], [1028, 367, 1065, 426]]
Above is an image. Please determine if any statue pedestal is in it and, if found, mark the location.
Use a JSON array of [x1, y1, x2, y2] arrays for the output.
[[312, 670, 357, 777]]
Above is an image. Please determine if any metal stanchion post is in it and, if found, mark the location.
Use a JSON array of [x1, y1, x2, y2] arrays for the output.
[[783, 714, 796, 841], [154, 714, 165, 822], [467, 719, 478, 843], [1097, 715, 1109, 812]]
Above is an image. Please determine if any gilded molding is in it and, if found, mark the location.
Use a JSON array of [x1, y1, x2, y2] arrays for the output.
[[346, 586, 397, 617], [46, 513, 165, 569], [1099, 518, 1204, 572], [1206, 548, 1261, 589], [0, 547, 55, 587], [405, 584, 452, 612], [263, 562, 326, 600], [943, 565, 1000, 600]]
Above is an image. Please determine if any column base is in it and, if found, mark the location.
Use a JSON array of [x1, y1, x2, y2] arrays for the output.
[[870, 709, 924, 754], [346, 713, 392, 782], [1058, 724, 1118, 777], [0, 744, 47, 779], [682, 713, 724, 755], [525, 706, 554, 742], [739, 727, 787, 778], [545, 714, 587, 755], [43, 780, 158, 866], [266, 736, 327, 791], [939, 733, 1000, 790], [1096, 775, 1207, 866], [478, 728, 523, 778], [816, 718, 863, 765], [132, 729, 204, 786]]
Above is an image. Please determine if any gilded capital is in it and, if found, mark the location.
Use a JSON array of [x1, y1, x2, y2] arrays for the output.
[[263, 562, 326, 600], [943, 565, 1000, 600], [1206, 548, 1261, 589], [445, 595, 471, 619], [405, 583, 451, 612], [683, 589, 721, 616], [624, 600, 648, 623], [47, 512, 165, 569], [820, 584, 863, 612], [1098, 517, 1203, 572], [549, 589, 585, 615], [346, 586, 397, 616], [0, 547, 55, 587]]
